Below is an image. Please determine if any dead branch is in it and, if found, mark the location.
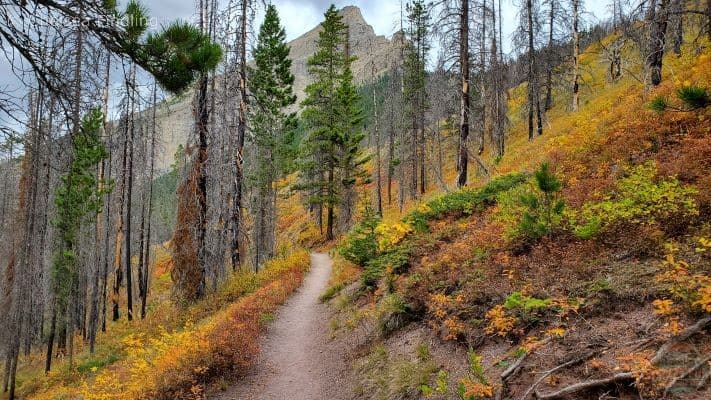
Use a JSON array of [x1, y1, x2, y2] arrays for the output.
[[696, 370, 711, 390], [520, 350, 596, 400], [663, 353, 711, 396], [534, 317, 711, 400], [534, 373, 635, 400], [502, 352, 529, 381], [502, 338, 553, 381], [650, 317, 711, 365]]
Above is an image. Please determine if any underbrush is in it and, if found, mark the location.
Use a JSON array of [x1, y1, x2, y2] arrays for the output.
[[25, 249, 310, 400], [320, 256, 360, 302], [355, 343, 438, 400], [339, 173, 528, 290], [336, 36, 711, 400]]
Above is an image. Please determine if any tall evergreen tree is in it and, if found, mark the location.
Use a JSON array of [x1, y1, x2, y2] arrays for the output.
[[299, 4, 367, 240], [299, 5, 347, 241], [248, 4, 297, 269], [335, 64, 369, 231], [50, 108, 110, 378]]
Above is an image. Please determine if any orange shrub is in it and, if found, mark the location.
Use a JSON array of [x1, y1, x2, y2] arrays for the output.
[[39, 249, 312, 400]]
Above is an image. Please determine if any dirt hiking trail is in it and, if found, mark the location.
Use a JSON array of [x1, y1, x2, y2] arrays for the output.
[[211, 252, 353, 400]]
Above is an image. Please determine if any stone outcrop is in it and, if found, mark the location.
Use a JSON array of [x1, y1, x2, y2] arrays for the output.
[[148, 5, 400, 172]]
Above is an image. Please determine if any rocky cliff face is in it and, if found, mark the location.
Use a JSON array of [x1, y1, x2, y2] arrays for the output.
[[288, 5, 401, 103], [149, 5, 400, 172]]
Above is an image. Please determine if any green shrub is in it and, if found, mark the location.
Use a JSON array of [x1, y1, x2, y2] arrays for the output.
[[405, 172, 528, 230], [76, 352, 120, 374], [676, 85, 709, 109], [358, 173, 527, 290], [319, 282, 345, 302], [356, 344, 437, 400], [420, 369, 449, 396], [376, 293, 410, 336], [515, 163, 565, 242], [503, 292, 551, 312], [648, 95, 668, 112], [339, 211, 380, 265], [361, 245, 411, 288], [648, 86, 708, 112], [500, 292, 554, 327], [572, 162, 698, 239]]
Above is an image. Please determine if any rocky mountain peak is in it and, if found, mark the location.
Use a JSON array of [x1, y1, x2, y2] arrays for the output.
[[149, 6, 401, 172], [287, 6, 400, 102]]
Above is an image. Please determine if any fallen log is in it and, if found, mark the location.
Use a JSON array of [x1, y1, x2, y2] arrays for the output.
[[533, 317, 711, 399], [664, 353, 711, 396], [520, 351, 596, 400], [650, 317, 711, 365], [534, 373, 635, 400]]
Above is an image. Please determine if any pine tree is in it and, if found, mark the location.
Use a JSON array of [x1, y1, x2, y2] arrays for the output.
[[299, 5, 367, 240], [518, 162, 564, 241], [299, 5, 348, 241], [50, 108, 110, 377], [248, 4, 297, 269], [335, 64, 369, 231]]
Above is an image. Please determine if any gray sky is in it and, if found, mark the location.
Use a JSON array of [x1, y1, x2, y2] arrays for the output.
[[140, 0, 611, 52], [1, 0, 611, 129]]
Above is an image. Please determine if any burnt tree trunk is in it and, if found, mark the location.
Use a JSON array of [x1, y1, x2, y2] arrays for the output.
[[457, 0, 470, 187], [232, 0, 249, 271]]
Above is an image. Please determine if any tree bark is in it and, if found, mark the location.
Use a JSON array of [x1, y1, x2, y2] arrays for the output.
[[372, 64, 383, 216], [526, 0, 537, 140], [645, 0, 669, 87], [670, 0, 683, 55], [572, 0, 580, 111], [544, 1, 555, 111], [387, 99, 394, 205], [457, 0, 470, 187], [45, 302, 56, 373], [326, 164, 335, 241], [125, 64, 137, 321], [141, 82, 157, 319], [112, 105, 128, 321], [232, 0, 249, 271]]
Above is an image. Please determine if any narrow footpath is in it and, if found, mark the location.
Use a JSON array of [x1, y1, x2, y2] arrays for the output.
[[212, 252, 352, 400]]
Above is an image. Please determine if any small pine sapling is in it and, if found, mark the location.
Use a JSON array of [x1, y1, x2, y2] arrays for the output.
[[517, 162, 565, 242]]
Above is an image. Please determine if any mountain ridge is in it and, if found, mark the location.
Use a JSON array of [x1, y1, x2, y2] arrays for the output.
[[150, 5, 400, 172]]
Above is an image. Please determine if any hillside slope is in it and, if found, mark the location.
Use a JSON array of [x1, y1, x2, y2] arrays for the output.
[[324, 34, 711, 400]]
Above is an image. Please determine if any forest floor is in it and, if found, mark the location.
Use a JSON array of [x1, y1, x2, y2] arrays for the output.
[[210, 252, 354, 400]]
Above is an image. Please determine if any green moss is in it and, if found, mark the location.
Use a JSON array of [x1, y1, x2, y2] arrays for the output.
[[503, 292, 551, 312]]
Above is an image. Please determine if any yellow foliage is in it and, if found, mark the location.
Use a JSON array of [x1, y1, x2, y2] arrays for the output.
[[443, 317, 466, 341], [459, 378, 494, 399], [693, 284, 711, 313], [546, 327, 566, 338], [484, 305, 518, 337], [652, 299, 676, 316], [656, 248, 711, 313], [26, 249, 310, 400], [374, 221, 413, 251]]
